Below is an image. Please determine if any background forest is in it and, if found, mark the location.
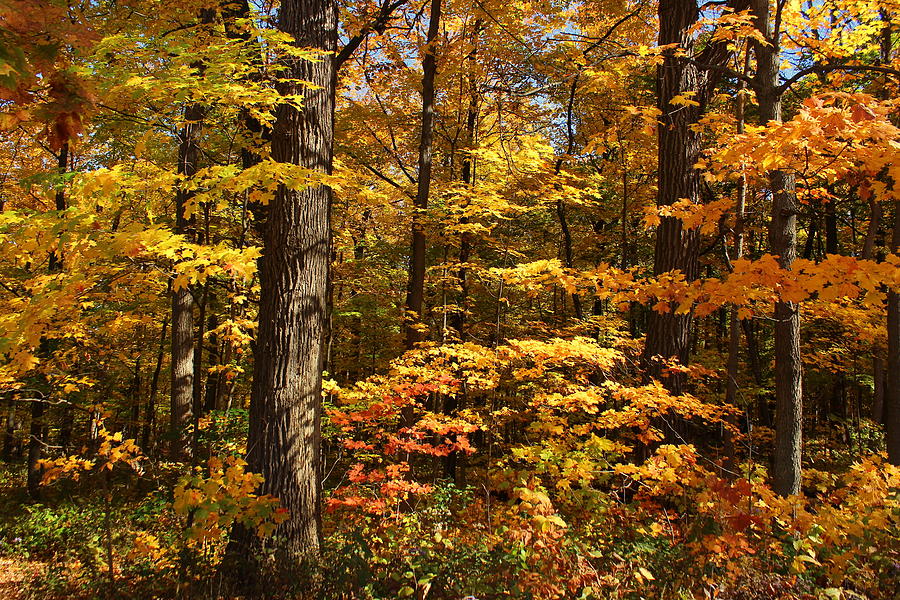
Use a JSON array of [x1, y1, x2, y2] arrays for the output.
[[1, 0, 899, 598]]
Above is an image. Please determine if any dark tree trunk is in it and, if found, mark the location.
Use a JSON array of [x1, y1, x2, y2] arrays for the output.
[[885, 200, 900, 464], [753, 0, 803, 495], [445, 21, 482, 483], [170, 99, 206, 458], [824, 197, 838, 255], [142, 317, 168, 452], [641, 0, 704, 395], [2, 396, 16, 461], [554, 76, 583, 320], [26, 400, 44, 500], [203, 313, 221, 413], [449, 19, 482, 342], [404, 0, 442, 349], [232, 0, 337, 575], [28, 142, 69, 498]]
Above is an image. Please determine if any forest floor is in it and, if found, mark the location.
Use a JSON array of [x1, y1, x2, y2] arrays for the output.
[[0, 557, 45, 599]]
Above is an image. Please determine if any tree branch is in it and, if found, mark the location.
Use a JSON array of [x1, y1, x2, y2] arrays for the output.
[[776, 63, 900, 95], [335, 0, 408, 68]]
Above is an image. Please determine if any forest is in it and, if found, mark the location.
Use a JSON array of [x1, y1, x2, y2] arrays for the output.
[[0, 0, 899, 598]]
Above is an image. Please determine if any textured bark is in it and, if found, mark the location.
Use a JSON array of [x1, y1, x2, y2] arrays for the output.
[[753, 0, 803, 495], [235, 0, 337, 572], [404, 0, 442, 349], [878, 7, 900, 466], [642, 0, 704, 394], [169, 100, 205, 458]]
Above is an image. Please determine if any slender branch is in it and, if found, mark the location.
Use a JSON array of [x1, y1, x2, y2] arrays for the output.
[[776, 63, 900, 95], [335, 0, 408, 68]]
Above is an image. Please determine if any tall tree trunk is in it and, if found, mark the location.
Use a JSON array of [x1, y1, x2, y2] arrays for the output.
[[26, 400, 43, 500], [28, 142, 69, 499], [2, 395, 16, 460], [726, 56, 749, 409], [449, 18, 482, 341], [555, 76, 583, 320], [445, 20, 481, 483], [170, 99, 205, 458], [404, 0, 442, 349], [142, 317, 168, 452], [233, 0, 337, 576], [885, 201, 900, 464], [642, 0, 705, 395], [753, 0, 803, 495]]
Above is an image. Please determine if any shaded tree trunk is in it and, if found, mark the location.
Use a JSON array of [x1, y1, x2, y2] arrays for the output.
[[642, 0, 706, 394], [753, 0, 803, 495], [885, 201, 900, 464], [2, 396, 17, 460], [142, 317, 168, 452], [404, 0, 442, 349], [170, 99, 206, 458], [26, 400, 43, 500], [28, 142, 69, 499], [230, 0, 337, 579], [554, 76, 583, 320]]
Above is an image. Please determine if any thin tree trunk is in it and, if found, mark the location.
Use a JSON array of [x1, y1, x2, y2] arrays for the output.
[[445, 21, 482, 483], [28, 142, 69, 499], [885, 200, 900, 464], [555, 76, 583, 320], [142, 317, 168, 452], [2, 396, 16, 461], [404, 0, 442, 349], [204, 313, 221, 413], [449, 19, 482, 341], [753, 0, 803, 495], [825, 196, 838, 255], [726, 55, 749, 409], [26, 400, 43, 500]]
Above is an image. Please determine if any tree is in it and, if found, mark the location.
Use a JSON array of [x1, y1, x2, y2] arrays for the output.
[[234, 0, 337, 576], [404, 0, 443, 349], [642, 0, 745, 395], [751, 0, 803, 496]]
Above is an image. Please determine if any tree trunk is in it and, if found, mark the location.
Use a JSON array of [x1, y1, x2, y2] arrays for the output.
[[26, 400, 43, 500], [555, 76, 583, 320], [170, 99, 206, 458], [753, 0, 803, 495], [641, 0, 705, 395], [404, 0, 442, 349], [233, 0, 337, 576], [885, 200, 900, 464], [726, 58, 749, 409], [2, 396, 16, 461], [142, 317, 168, 452], [28, 142, 69, 498], [449, 19, 482, 342], [204, 313, 222, 413]]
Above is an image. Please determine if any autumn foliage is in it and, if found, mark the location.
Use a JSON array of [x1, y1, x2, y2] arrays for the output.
[[1, 0, 899, 598]]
